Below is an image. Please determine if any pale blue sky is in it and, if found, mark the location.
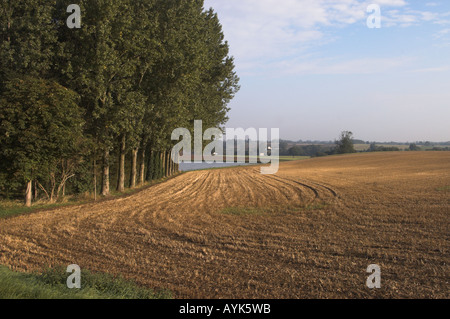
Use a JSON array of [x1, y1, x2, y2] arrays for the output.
[[204, 0, 450, 142]]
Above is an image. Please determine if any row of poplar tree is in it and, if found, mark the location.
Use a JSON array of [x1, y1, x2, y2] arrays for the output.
[[0, 0, 240, 206]]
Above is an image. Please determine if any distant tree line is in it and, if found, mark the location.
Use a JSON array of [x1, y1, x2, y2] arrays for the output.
[[367, 143, 450, 152], [426, 147, 450, 151], [281, 132, 450, 158], [368, 144, 401, 152], [280, 131, 357, 157], [286, 144, 331, 157], [0, 0, 239, 206]]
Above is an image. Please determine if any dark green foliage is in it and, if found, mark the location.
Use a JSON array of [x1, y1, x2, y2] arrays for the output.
[[155, 152, 163, 180], [428, 147, 450, 151], [0, 0, 239, 203], [335, 131, 356, 154], [368, 143, 400, 152], [288, 145, 331, 157], [70, 159, 94, 195], [0, 76, 84, 194], [0, 0, 58, 78], [146, 151, 162, 181], [279, 141, 290, 155]]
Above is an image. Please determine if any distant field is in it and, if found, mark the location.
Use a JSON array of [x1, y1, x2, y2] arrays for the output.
[[353, 144, 371, 151], [353, 143, 448, 151], [278, 156, 310, 162], [353, 144, 411, 151], [223, 155, 310, 162], [0, 152, 448, 298]]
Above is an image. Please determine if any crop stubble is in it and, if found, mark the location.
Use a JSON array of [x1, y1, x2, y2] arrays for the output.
[[0, 152, 448, 298]]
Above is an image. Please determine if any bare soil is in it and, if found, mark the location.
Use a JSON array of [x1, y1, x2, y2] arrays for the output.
[[0, 152, 448, 298]]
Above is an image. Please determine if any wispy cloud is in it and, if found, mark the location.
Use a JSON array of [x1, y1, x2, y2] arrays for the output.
[[425, 2, 440, 7], [205, 0, 449, 76], [413, 65, 450, 73], [434, 28, 450, 38], [270, 56, 414, 76], [383, 8, 450, 27]]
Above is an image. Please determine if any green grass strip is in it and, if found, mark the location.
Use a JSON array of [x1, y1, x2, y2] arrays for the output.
[[0, 266, 171, 299]]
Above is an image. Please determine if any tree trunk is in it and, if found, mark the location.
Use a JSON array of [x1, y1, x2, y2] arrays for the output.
[[157, 151, 162, 179], [161, 152, 166, 178], [162, 151, 167, 177], [117, 135, 126, 192], [139, 148, 146, 185], [168, 151, 171, 176], [165, 150, 170, 177], [50, 174, 56, 203], [171, 153, 175, 175], [156, 152, 159, 179], [146, 149, 154, 181], [130, 148, 138, 188], [168, 151, 172, 176], [36, 181, 50, 201], [101, 149, 110, 196], [34, 180, 39, 201], [25, 180, 32, 207], [93, 158, 97, 201]]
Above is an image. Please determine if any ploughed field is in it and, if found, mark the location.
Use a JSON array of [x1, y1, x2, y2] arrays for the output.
[[0, 152, 448, 298]]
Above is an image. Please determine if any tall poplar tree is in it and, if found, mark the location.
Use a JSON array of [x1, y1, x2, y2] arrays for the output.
[[1, 0, 239, 202]]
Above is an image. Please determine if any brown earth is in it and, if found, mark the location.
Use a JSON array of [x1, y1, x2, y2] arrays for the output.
[[0, 152, 449, 298]]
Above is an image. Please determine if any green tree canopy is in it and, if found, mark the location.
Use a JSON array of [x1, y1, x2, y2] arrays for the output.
[[0, 0, 239, 203], [335, 131, 356, 154], [0, 76, 85, 204]]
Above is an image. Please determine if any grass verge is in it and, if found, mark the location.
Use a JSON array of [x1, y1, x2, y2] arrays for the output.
[[0, 201, 78, 220], [0, 266, 171, 299]]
